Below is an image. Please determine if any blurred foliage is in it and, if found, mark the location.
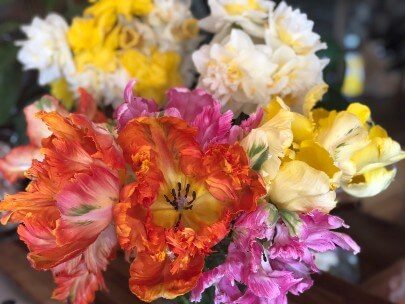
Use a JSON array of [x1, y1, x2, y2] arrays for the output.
[[0, 34, 21, 126]]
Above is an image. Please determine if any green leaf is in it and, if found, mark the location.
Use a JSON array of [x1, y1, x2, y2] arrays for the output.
[[0, 22, 19, 37], [0, 43, 22, 125], [280, 209, 302, 236]]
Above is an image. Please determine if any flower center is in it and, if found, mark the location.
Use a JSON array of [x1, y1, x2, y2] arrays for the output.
[[164, 182, 196, 212]]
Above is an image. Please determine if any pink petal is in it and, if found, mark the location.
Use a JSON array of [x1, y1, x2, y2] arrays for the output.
[[166, 87, 218, 123], [0, 145, 43, 183], [114, 80, 159, 130], [55, 165, 119, 244], [228, 107, 264, 144]]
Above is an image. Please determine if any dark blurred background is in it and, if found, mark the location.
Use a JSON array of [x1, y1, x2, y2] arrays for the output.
[[0, 1, 404, 303]]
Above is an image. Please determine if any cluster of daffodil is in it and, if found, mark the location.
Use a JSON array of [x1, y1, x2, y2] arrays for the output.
[[193, 0, 328, 114], [17, 0, 200, 107]]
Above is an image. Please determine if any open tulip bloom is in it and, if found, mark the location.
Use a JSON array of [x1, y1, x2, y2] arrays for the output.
[[1, 1, 404, 304]]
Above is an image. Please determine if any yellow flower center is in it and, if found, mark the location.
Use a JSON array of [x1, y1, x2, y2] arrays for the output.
[[151, 178, 223, 231], [224, 0, 263, 15]]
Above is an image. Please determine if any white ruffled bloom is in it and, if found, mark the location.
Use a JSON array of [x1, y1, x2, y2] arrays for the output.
[[266, 1, 327, 55], [193, 29, 327, 113], [199, 0, 272, 38], [193, 30, 277, 111], [68, 67, 130, 107], [16, 14, 75, 85], [147, 0, 199, 52]]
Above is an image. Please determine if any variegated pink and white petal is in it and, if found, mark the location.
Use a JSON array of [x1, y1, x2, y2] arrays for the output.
[[0, 145, 43, 183], [52, 226, 117, 304], [55, 165, 119, 244]]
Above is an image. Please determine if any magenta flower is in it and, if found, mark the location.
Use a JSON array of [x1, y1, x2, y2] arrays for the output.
[[191, 205, 360, 303], [114, 80, 262, 150]]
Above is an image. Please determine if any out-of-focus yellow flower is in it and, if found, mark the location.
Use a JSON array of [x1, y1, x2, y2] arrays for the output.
[[50, 78, 74, 109], [120, 49, 182, 103], [75, 48, 118, 72], [86, 0, 154, 19], [67, 17, 104, 52]]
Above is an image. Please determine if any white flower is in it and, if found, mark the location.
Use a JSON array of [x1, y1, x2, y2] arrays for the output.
[[199, 0, 272, 38], [16, 14, 75, 85], [193, 29, 327, 113], [147, 0, 200, 52], [68, 67, 130, 107], [193, 30, 277, 111], [266, 1, 326, 55]]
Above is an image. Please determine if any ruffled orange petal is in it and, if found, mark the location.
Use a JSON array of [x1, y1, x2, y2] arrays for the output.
[[203, 143, 266, 214], [118, 116, 199, 181], [129, 251, 204, 302]]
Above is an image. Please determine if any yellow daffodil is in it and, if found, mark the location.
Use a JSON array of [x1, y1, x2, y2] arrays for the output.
[[86, 0, 154, 19], [120, 49, 182, 103]]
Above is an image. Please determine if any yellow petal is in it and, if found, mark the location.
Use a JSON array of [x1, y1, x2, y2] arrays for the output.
[[342, 167, 396, 198], [296, 140, 341, 186], [346, 103, 371, 125], [268, 160, 336, 213], [351, 136, 405, 174], [303, 83, 328, 116], [291, 113, 314, 144], [315, 111, 369, 180], [369, 125, 388, 139]]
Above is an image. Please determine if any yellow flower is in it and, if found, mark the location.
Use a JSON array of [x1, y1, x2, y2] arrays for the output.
[[268, 160, 337, 213], [86, 0, 154, 19], [68, 17, 104, 52], [310, 103, 404, 197], [50, 78, 74, 109], [120, 49, 182, 103], [75, 48, 117, 72]]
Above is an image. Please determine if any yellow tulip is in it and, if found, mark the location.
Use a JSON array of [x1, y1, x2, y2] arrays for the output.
[[268, 160, 337, 213]]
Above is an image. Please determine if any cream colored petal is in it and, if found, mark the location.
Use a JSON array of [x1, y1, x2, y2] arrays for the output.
[[315, 111, 369, 180], [342, 167, 397, 198], [302, 82, 328, 117], [268, 160, 337, 213], [351, 137, 405, 174]]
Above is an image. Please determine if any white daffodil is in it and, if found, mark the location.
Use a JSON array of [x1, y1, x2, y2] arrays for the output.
[[266, 1, 326, 55], [193, 29, 327, 113], [193, 29, 277, 111], [68, 67, 130, 107], [147, 0, 200, 52], [199, 0, 272, 38], [268, 160, 337, 213], [17, 14, 75, 85]]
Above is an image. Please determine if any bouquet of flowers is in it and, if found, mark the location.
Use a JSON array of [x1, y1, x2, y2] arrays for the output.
[[0, 1, 404, 304]]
